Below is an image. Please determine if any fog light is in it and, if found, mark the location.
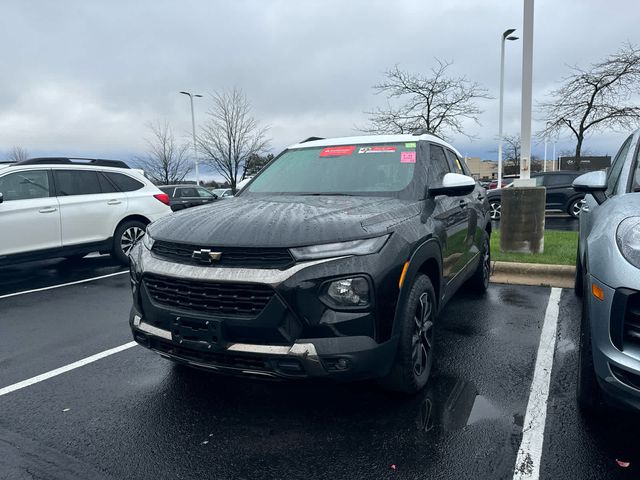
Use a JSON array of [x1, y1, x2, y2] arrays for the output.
[[336, 358, 350, 370], [326, 277, 370, 307]]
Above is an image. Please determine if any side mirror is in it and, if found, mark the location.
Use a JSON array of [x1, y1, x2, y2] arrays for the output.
[[573, 171, 607, 204], [428, 173, 476, 197]]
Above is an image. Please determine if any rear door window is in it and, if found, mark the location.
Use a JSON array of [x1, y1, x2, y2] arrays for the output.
[[54, 170, 102, 196], [178, 187, 198, 198]]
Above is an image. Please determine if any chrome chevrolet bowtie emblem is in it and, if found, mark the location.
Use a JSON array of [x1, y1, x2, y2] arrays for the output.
[[192, 249, 222, 263]]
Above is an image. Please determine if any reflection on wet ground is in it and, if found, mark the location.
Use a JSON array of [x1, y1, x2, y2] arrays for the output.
[[0, 254, 123, 296]]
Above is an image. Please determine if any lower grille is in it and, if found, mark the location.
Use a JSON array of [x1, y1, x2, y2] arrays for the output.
[[152, 338, 273, 372], [143, 273, 275, 317]]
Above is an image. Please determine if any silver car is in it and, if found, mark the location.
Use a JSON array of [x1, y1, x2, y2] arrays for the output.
[[574, 128, 640, 413]]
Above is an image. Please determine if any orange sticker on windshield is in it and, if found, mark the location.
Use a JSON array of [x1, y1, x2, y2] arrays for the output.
[[320, 146, 356, 157], [358, 146, 397, 154], [401, 151, 416, 163]]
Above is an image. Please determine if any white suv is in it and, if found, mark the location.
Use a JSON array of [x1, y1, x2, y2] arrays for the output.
[[0, 158, 172, 265]]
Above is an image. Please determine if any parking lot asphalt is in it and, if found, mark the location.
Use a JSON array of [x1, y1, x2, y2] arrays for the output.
[[0, 259, 637, 479]]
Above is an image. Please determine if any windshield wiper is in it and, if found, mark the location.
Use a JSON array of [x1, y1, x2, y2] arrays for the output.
[[302, 192, 357, 196]]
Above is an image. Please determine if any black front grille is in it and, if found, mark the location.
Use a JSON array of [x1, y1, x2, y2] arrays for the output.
[[151, 240, 295, 269], [143, 273, 275, 317]]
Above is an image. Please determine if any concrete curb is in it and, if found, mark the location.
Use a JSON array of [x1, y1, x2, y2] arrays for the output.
[[490, 261, 575, 289]]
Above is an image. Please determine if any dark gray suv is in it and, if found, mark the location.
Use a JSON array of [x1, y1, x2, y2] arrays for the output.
[[129, 134, 491, 393]]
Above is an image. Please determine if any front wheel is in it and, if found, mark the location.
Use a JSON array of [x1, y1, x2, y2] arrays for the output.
[[112, 220, 147, 265], [569, 198, 586, 218], [489, 201, 501, 220], [381, 274, 436, 394]]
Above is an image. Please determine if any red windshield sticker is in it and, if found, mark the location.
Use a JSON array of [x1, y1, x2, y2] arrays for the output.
[[358, 146, 397, 154], [320, 146, 356, 157], [401, 151, 416, 163]]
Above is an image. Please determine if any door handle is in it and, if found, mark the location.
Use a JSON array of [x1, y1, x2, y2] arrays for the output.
[[107, 200, 122, 205], [459, 200, 468, 208], [39, 207, 57, 213]]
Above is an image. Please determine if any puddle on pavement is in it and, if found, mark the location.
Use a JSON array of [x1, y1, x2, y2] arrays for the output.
[[415, 376, 502, 434]]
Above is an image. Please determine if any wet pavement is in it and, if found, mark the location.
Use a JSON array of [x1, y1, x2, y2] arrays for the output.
[[0, 260, 637, 479]]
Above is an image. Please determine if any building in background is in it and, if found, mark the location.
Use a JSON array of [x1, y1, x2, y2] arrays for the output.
[[465, 157, 498, 180], [558, 155, 611, 172]]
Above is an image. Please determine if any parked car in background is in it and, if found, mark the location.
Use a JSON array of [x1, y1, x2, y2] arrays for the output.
[[159, 185, 218, 211], [487, 171, 586, 220], [129, 133, 491, 393], [574, 129, 640, 415], [488, 178, 516, 190], [210, 187, 233, 198], [0, 157, 171, 265]]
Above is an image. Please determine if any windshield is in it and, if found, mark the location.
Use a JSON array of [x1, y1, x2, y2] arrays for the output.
[[245, 142, 420, 196]]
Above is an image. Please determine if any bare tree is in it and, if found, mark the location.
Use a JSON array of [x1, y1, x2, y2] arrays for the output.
[[197, 88, 270, 191], [137, 121, 191, 185], [361, 59, 490, 138], [539, 43, 640, 159], [7, 146, 29, 162]]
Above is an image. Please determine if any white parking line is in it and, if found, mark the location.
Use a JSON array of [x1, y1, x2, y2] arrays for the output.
[[0, 271, 128, 300], [513, 287, 562, 479], [0, 342, 138, 397]]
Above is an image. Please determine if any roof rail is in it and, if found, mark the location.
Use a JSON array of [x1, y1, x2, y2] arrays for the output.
[[300, 136, 325, 143], [411, 128, 444, 140], [15, 157, 130, 168]]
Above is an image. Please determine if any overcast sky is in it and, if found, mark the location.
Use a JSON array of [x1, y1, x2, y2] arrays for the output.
[[2, 0, 639, 179]]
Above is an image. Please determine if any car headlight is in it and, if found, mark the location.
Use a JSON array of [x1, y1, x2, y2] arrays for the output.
[[289, 234, 389, 261], [142, 230, 155, 251], [616, 217, 640, 268], [323, 277, 371, 307]]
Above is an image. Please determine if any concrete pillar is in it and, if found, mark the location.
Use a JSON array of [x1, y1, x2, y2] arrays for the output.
[[500, 187, 546, 254]]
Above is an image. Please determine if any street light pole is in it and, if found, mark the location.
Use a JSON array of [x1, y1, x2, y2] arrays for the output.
[[497, 29, 518, 189], [544, 137, 548, 172], [180, 91, 203, 185], [519, 0, 535, 182]]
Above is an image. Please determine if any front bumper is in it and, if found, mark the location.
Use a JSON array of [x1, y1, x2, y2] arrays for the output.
[[128, 242, 405, 381], [130, 306, 398, 380], [587, 274, 640, 410]]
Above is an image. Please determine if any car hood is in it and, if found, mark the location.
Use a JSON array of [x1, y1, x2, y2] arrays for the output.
[[149, 194, 422, 247]]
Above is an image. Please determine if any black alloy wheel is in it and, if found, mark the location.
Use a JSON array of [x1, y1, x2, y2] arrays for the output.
[[112, 220, 147, 265], [569, 198, 586, 218], [489, 201, 501, 220], [381, 274, 437, 394]]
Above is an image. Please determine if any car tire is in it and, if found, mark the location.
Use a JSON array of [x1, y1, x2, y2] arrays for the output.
[[489, 201, 501, 220], [569, 197, 586, 219], [577, 272, 604, 415], [467, 231, 491, 293], [381, 274, 436, 394], [112, 220, 147, 265], [574, 248, 583, 297]]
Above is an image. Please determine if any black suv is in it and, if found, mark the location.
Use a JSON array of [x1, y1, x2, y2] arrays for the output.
[[159, 185, 218, 211], [129, 134, 491, 393], [487, 171, 586, 220]]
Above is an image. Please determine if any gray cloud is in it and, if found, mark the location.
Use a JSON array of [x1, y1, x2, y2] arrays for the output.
[[2, 0, 638, 168]]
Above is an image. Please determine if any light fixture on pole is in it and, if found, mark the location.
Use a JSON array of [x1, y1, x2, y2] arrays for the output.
[[497, 28, 518, 189], [180, 91, 203, 185]]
